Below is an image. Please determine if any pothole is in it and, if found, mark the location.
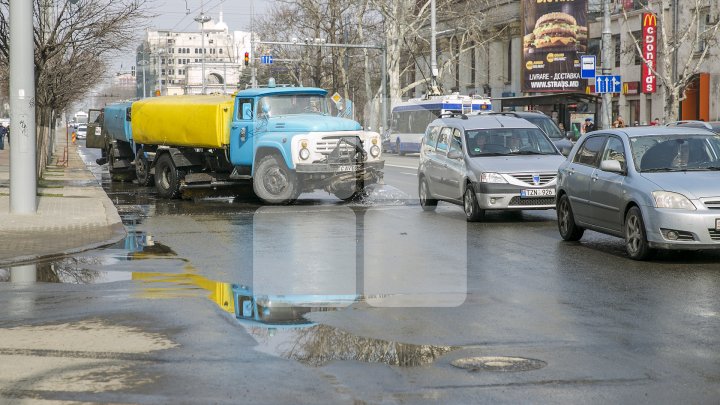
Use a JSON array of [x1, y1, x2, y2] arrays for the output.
[[450, 356, 546, 372]]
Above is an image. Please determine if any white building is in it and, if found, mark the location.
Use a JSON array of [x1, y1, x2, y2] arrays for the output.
[[137, 13, 251, 97]]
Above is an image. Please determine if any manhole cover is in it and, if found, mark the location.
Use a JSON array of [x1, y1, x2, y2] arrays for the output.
[[450, 356, 546, 372]]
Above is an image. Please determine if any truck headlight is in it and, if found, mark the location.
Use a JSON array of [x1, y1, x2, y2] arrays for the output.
[[370, 145, 380, 158], [480, 172, 507, 184], [652, 191, 696, 210], [299, 148, 310, 160]]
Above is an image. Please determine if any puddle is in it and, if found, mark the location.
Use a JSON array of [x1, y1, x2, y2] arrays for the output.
[[247, 323, 457, 367], [355, 184, 413, 206]]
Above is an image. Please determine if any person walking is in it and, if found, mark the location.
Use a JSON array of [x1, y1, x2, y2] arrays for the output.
[[0, 124, 6, 150]]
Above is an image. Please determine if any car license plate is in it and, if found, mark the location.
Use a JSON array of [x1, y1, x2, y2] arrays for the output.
[[521, 188, 556, 197], [716, 218, 720, 231], [336, 165, 359, 172]]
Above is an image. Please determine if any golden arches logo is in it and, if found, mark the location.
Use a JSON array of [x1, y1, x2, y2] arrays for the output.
[[643, 13, 657, 27]]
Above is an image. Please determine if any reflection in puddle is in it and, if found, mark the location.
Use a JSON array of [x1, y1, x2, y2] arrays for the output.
[[249, 324, 457, 367]]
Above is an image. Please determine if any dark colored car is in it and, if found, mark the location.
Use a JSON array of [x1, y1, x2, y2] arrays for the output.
[[485, 111, 574, 156]]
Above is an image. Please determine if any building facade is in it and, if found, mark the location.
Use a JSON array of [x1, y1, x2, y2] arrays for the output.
[[410, 0, 720, 125], [137, 13, 251, 97]]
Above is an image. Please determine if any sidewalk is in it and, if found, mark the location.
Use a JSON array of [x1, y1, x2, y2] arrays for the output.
[[0, 129, 125, 266]]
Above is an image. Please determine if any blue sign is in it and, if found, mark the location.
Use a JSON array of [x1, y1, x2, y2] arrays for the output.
[[260, 55, 273, 64], [595, 75, 622, 94], [581, 55, 596, 79]]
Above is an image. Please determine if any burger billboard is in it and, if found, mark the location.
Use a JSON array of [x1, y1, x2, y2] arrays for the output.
[[522, 0, 588, 93]]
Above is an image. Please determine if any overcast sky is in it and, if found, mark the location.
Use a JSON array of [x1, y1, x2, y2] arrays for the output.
[[112, 0, 272, 71]]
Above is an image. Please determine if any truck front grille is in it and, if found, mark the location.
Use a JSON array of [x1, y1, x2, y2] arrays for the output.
[[316, 136, 361, 157]]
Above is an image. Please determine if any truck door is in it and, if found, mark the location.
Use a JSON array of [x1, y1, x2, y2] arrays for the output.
[[230, 97, 255, 166]]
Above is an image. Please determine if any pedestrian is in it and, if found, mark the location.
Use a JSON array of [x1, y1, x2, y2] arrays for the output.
[[0, 125, 5, 150], [583, 118, 596, 133], [613, 115, 626, 128]]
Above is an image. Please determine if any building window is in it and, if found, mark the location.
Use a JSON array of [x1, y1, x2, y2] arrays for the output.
[[630, 31, 642, 65], [219, 49, 223, 54]]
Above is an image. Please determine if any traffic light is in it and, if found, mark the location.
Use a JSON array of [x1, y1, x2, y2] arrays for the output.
[[244, 52, 249, 66]]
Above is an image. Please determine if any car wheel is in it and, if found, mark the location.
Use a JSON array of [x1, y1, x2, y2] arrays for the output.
[[419, 177, 437, 211], [155, 153, 184, 199], [557, 194, 584, 241], [625, 206, 654, 260], [135, 149, 154, 187], [463, 185, 484, 222], [253, 154, 299, 205]]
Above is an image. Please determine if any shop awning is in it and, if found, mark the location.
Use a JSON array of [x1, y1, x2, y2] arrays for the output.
[[496, 93, 600, 109]]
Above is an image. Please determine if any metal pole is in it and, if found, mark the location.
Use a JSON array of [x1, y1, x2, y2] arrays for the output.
[[250, 0, 257, 88], [381, 48, 388, 133], [201, 23, 205, 93], [430, 0, 438, 91], [671, 0, 678, 83], [600, 0, 612, 129], [142, 63, 146, 98], [9, 0, 37, 214]]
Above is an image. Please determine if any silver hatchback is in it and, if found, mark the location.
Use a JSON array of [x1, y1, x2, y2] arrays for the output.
[[418, 115, 565, 221], [557, 127, 720, 260]]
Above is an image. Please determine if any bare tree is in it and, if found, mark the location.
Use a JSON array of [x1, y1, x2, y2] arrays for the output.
[[372, 0, 505, 104], [624, 0, 720, 121], [0, 0, 151, 175]]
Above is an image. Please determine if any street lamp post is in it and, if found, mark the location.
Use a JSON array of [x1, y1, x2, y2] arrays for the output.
[[195, 12, 211, 94], [156, 48, 167, 96], [138, 59, 149, 98]]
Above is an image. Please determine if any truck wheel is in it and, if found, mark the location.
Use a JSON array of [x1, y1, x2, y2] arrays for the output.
[[253, 154, 299, 204], [135, 150, 154, 187], [155, 153, 184, 199]]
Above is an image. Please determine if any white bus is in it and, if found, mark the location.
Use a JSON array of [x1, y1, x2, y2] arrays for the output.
[[386, 94, 491, 155]]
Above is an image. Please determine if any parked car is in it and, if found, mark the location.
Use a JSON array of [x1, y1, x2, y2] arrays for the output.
[[486, 111, 575, 156], [557, 127, 720, 260], [76, 123, 87, 139], [418, 114, 566, 221], [666, 120, 720, 133]]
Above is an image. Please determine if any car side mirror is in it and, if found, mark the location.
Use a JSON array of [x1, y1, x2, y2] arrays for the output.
[[565, 131, 574, 139], [600, 159, 624, 174], [447, 150, 463, 160]]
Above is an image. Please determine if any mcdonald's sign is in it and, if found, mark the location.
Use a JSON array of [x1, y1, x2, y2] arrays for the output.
[[641, 13, 657, 94]]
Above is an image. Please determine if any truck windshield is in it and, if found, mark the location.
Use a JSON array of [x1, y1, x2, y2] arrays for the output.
[[259, 94, 328, 117]]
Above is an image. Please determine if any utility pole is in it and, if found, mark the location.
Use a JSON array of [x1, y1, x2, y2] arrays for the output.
[[430, 0, 438, 95], [9, 0, 37, 214], [250, 0, 257, 88], [195, 2, 211, 94], [600, 0, 612, 129]]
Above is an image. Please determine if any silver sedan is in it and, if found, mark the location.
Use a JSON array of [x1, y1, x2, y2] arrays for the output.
[[556, 127, 720, 260]]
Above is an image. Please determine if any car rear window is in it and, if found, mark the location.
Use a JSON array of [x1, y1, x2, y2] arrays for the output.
[[573, 136, 606, 166]]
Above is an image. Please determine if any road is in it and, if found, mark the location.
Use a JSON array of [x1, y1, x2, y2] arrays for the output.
[[1, 145, 719, 403]]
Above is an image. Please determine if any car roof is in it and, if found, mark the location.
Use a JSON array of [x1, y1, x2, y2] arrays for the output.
[[429, 115, 539, 130], [589, 127, 714, 138]]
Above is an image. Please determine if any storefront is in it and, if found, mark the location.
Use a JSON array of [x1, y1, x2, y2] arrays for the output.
[[496, 92, 600, 136]]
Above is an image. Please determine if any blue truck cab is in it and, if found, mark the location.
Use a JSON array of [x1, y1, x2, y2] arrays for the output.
[[227, 86, 384, 203]]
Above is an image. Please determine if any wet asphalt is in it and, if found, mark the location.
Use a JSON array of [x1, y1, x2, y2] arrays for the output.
[[0, 145, 719, 403]]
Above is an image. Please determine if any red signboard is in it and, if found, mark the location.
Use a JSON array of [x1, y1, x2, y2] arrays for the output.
[[641, 13, 657, 94]]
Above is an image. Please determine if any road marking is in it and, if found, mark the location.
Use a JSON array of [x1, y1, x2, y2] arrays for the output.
[[400, 172, 416, 176], [385, 164, 417, 170]]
